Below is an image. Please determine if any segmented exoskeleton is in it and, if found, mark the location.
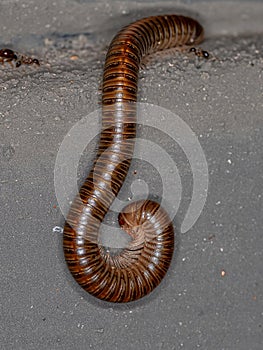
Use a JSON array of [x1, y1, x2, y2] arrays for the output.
[[63, 15, 205, 302]]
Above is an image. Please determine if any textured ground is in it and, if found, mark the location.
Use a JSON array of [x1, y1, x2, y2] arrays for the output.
[[0, 1, 262, 350]]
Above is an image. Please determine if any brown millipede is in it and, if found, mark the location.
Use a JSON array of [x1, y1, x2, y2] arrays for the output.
[[63, 14, 205, 303]]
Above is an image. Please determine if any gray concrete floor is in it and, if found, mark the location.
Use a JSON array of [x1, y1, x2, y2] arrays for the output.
[[0, 1, 262, 349]]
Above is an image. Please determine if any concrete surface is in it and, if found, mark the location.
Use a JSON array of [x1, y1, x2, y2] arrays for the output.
[[0, 1, 262, 349]]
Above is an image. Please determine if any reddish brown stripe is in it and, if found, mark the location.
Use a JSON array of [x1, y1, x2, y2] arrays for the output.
[[63, 14, 204, 302]]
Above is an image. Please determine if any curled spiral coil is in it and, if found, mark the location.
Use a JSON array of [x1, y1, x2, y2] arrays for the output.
[[63, 14, 204, 303]]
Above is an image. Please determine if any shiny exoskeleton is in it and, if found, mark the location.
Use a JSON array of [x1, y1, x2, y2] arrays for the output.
[[0, 48, 39, 68], [63, 14, 206, 303]]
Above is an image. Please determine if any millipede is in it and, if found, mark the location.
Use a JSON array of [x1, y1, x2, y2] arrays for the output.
[[63, 14, 206, 303]]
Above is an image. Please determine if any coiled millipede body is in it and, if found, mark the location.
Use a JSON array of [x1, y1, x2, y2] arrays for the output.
[[63, 14, 205, 302]]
